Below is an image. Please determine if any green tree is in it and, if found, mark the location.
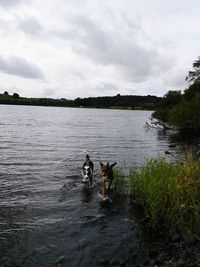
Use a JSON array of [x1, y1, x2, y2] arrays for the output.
[[13, 93, 19, 99], [184, 81, 200, 100], [162, 90, 182, 108], [169, 93, 200, 131], [185, 56, 200, 83], [153, 57, 200, 135], [152, 90, 182, 122]]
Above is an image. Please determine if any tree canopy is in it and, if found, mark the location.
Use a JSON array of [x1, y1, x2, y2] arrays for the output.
[[185, 56, 200, 83], [153, 56, 200, 135]]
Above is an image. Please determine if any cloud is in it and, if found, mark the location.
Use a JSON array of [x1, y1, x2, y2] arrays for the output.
[[0, 0, 21, 8], [95, 82, 118, 95], [18, 17, 43, 36], [162, 68, 188, 89], [64, 15, 172, 83], [42, 87, 58, 97], [0, 55, 44, 79], [0, 0, 200, 99]]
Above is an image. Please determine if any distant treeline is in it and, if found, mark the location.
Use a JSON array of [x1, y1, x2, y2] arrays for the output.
[[0, 91, 161, 110], [0, 92, 74, 107], [74, 94, 161, 109]]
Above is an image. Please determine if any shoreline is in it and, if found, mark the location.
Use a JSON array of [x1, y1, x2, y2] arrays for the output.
[[0, 102, 153, 111], [131, 199, 200, 267], [113, 155, 200, 266]]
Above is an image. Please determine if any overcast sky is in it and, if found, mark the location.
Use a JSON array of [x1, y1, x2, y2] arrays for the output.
[[0, 0, 199, 99]]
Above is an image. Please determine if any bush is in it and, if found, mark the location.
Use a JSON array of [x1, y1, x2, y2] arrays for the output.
[[169, 93, 200, 132], [128, 156, 200, 235]]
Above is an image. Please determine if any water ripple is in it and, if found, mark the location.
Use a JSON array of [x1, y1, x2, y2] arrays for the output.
[[0, 105, 178, 266]]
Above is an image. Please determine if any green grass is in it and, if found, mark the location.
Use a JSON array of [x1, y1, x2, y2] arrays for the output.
[[114, 155, 200, 235], [113, 167, 128, 194]]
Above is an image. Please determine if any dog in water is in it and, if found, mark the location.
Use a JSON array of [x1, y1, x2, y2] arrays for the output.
[[82, 154, 94, 186], [100, 162, 117, 196]]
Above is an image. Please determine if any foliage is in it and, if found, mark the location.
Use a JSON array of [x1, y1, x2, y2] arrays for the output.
[[113, 156, 200, 235], [129, 158, 181, 225], [74, 94, 161, 110], [184, 81, 200, 100], [152, 90, 182, 123], [111, 154, 200, 236], [0, 92, 161, 110], [113, 167, 128, 194], [153, 57, 200, 136], [162, 90, 182, 108], [0, 93, 74, 107], [186, 56, 200, 83], [169, 93, 200, 132], [13, 93, 19, 98]]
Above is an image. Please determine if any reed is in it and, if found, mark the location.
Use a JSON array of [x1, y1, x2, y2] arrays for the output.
[[115, 154, 200, 235], [113, 167, 128, 194]]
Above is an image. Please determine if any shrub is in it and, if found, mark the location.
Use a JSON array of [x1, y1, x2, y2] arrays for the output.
[[128, 156, 200, 235], [169, 93, 200, 132]]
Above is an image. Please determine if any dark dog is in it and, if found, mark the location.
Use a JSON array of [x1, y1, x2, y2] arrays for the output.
[[82, 154, 94, 186], [100, 162, 117, 196]]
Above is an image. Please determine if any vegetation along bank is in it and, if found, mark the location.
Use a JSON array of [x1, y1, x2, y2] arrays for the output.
[[114, 154, 200, 266]]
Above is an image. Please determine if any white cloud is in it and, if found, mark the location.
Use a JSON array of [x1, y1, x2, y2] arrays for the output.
[[17, 16, 43, 36], [69, 15, 162, 82], [0, 0, 200, 98]]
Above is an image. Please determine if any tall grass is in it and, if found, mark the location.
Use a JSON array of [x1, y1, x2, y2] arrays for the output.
[[113, 167, 128, 194], [115, 155, 200, 235]]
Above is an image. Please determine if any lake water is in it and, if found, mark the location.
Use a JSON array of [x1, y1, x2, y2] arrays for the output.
[[0, 105, 177, 267]]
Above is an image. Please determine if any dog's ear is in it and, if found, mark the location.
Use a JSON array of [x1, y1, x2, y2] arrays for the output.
[[111, 162, 117, 168], [100, 162, 104, 167]]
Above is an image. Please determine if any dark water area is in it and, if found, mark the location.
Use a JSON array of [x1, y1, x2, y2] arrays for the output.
[[0, 105, 181, 267]]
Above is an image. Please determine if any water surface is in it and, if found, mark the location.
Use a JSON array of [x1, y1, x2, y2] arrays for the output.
[[0, 105, 177, 266]]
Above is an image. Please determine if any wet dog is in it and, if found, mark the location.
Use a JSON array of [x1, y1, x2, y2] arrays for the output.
[[100, 162, 117, 196], [82, 154, 94, 186]]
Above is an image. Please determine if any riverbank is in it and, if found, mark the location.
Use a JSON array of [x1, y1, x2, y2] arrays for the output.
[[114, 154, 200, 266], [0, 92, 160, 110]]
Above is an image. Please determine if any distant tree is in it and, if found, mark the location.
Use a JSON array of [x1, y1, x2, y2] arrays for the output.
[[186, 56, 200, 83], [4, 91, 9, 95], [13, 93, 19, 99], [74, 97, 83, 106]]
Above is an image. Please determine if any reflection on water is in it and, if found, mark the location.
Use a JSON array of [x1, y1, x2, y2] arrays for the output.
[[81, 186, 94, 204], [0, 105, 181, 266]]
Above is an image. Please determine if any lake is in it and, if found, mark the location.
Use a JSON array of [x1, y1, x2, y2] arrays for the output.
[[0, 105, 177, 266]]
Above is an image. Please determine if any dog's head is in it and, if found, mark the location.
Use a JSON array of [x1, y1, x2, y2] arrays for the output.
[[83, 166, 92, 181], [100, 162, 110, 180], [100, 162, 117, 180]]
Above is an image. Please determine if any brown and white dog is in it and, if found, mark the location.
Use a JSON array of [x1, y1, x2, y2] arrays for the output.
[[100, 162, 117, 197]]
